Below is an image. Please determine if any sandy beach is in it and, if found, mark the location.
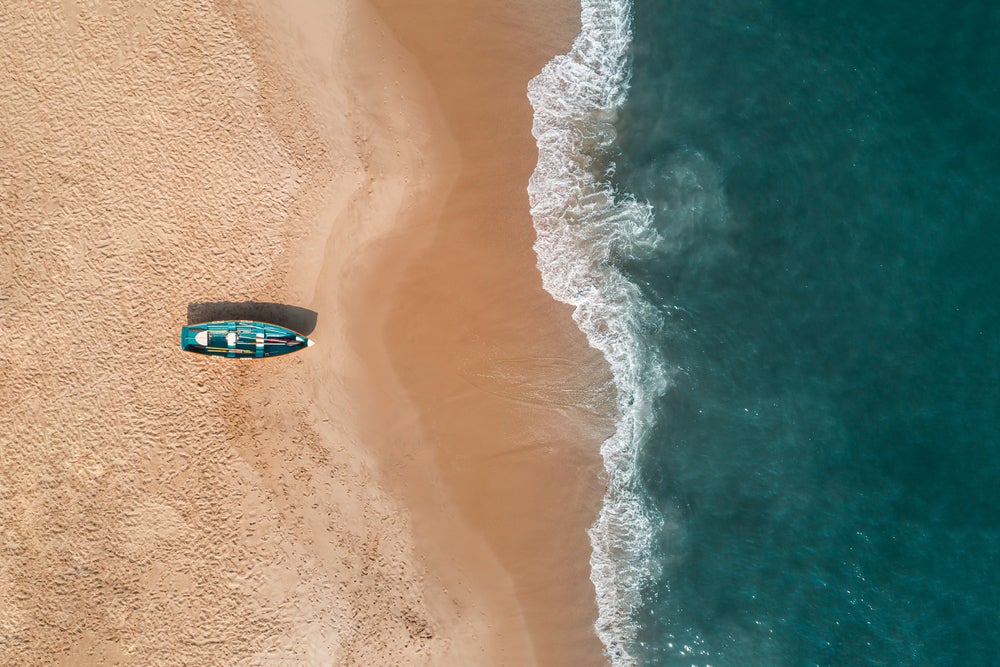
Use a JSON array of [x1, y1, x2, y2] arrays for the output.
[[0, 0, 612, 664]]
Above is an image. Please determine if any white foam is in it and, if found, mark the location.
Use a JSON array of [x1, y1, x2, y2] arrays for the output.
[[527, 1, 668, 664]]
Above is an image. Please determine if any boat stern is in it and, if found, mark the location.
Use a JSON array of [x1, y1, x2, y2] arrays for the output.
[[180, 325, 205, 351]]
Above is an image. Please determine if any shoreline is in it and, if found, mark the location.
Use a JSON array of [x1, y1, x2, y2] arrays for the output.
[[363, 1, 616, 664]]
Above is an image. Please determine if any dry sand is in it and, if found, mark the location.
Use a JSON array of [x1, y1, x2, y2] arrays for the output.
[[0, 0, 612, 665]]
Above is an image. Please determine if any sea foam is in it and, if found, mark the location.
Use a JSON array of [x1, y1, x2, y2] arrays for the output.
[[527, 0, 667, 664]]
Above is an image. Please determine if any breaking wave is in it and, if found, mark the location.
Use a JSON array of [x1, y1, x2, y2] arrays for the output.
[[527, 0, 667, 664]]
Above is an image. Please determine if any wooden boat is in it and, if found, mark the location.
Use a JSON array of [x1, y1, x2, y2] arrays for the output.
[[180, 320, 315, 358]]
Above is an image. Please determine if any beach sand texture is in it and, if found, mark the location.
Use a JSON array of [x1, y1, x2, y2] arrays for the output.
[[1, 0, 611, 665]]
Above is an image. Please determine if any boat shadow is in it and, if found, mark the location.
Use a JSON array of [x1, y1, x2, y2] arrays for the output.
[[187, 301, 318, 335]]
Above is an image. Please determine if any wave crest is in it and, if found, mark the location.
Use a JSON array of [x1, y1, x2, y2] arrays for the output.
[[527, 1, 667, 664]]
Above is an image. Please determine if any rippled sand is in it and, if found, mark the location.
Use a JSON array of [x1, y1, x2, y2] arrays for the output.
[[1, 1, 608, 665]]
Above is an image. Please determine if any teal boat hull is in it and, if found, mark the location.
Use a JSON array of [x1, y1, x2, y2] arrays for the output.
[[181, 321, 315, 358]]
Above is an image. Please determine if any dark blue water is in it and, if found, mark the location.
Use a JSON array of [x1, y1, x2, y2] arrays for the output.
[[613, 2, 1000, 664]]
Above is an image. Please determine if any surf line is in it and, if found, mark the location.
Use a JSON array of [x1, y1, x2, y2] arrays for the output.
[[527, 0, 668, 664]]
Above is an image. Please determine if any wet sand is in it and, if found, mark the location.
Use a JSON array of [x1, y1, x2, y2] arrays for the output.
[[363, 1, 615, 665], [0, 0, 611, 664]]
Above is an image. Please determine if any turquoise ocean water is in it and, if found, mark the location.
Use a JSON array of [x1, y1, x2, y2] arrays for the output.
[[529, 1, 999, 665]]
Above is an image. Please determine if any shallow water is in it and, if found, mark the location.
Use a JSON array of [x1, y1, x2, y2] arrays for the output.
[[532, 1, 1000, 664]]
